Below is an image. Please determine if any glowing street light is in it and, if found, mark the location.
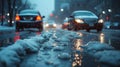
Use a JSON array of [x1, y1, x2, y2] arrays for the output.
[[7, 13, 10, 16], [61, 9, 64, 12], [102, 11, 106, 14], [108, 9, 112, 12]]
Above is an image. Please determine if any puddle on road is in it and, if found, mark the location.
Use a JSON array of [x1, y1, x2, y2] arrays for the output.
[[72, 32, 100, 67], [72, 31, 120, 67], [99, 32, 120, 50]]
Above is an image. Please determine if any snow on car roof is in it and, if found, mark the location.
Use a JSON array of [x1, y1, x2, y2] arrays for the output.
[[72, 10, 98, 19], [72, 10, 96, 16], [19, 9, 41, 15]]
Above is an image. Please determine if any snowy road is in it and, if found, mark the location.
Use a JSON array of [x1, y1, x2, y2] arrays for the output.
[[0, 28, 120, 67], [19, 29, 120, 67], [0, 29, 41, 48]]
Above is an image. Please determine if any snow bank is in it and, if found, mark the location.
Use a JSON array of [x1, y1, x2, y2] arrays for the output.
[[81, 41, 120, 66], [0, 26, 14, 32], [81, 41, 114, 55], [0, 29, 81, 67], [0, 49, 20, 67], [58, 52, 71, 60], [33, 30, 80, 67], [0, 31, 53, 67], [95, 50, 120, 66], [54, 30, 81, 42]]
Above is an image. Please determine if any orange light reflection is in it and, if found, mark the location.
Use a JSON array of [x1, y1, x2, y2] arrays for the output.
[[99, 33, 104, 43]]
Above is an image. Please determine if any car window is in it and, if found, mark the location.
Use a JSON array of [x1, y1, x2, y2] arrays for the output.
[[20, 10, 40, 15], [72, 11, 95, 16]]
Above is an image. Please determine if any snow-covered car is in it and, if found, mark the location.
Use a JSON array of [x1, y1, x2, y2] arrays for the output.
[[68, 10, 104, 32], [44, 20, 57, 28], [15, 9, 45, 32], [110, 14, 120, 29]]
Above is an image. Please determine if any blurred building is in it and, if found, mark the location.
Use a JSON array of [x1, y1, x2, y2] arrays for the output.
[[53, 0, 120, 23], [54, 0, 71, 23]]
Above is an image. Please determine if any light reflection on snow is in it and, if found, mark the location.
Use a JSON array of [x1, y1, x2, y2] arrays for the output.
[[77, 32, 83, 37], [72, 53, 82, 67], [14, 32, 20, 42], [99, 33, 105, 43], [52, 42, 57, 47], [74, 39, 83, 51], [72, 32, 83, 67]]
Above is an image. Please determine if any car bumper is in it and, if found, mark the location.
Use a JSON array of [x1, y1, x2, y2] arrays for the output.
[[16, 21, 43, 28], [73, 23, 103, 29], [45, 25, 56, 28]]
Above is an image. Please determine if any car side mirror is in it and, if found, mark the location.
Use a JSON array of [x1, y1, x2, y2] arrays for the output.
[[42, 16, 45, 18], [69, 16, 74, 18]]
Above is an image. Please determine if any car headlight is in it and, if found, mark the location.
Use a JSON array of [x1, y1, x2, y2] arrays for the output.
[[65, 22, 70, 25], [46, 24, 49, 27], [53, 24, 57, 27], [75, 19, 84, 23], [98, 19, 104, 23]]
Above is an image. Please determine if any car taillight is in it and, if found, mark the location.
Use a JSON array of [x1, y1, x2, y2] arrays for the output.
[[15, 15, 20, 21], [36, 16, 42, 21]]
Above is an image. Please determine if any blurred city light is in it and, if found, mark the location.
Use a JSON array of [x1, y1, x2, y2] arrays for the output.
[[61, 9, 64, 12]]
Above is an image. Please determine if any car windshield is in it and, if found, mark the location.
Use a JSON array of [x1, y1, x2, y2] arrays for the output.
[[73, 11, 95, 16], [20, 10, 39, 14]]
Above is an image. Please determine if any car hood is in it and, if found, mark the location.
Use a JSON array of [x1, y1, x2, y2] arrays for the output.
[[74, 16, 98, 24], [74, 16, 98, 19]]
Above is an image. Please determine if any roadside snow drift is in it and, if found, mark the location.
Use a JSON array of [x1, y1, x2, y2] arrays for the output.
[[0, 30, 80, 67], [0, 31, 52, 67], [81, 41, 120, 66]]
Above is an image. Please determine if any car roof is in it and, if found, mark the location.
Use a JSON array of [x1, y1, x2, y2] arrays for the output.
[[19, 9, 41, 15], [72, 10, 95, 15], [73, 10, 92, 13], [72, 10, 98, 19]]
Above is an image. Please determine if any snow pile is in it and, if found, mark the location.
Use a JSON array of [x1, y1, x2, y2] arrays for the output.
[[58, 52, 71, 60], [81, 41, 120, 66], [0, 26, 14, 32], [81, 41, 114, 55], [53, 46, 64, 51], [54, 30, 81, 42], [0, 31, 53, 67], [20, 30, 80, 67], [95, 50, 120, 66], [0, 29, 81, 67]]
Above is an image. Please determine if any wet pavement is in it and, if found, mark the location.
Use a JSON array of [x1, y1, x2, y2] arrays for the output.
[[0, 29, 120, 67], [0, 30, 41, 49], [72, 29, 120, 67]]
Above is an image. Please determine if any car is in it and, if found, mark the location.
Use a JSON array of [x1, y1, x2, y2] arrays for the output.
[[68, 10, 104, 32], [44, 20, 57, 29], [62, 18, 70, 29], [15, 9, 45, 32], [110, 14, 120, 29]]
